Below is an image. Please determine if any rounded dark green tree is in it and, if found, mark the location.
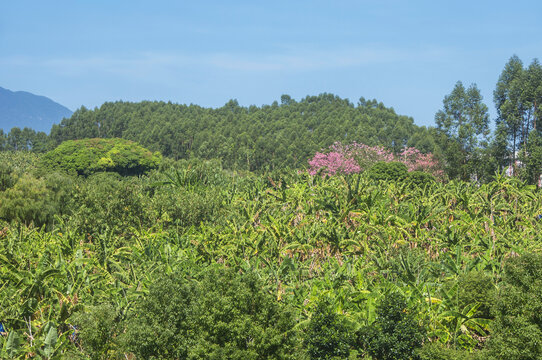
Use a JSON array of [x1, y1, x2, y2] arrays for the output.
[[357, 292, 425, 360], [366, 161, 408, 182]]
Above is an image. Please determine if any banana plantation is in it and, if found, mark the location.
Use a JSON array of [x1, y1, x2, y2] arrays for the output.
[[1, 150, 542, 359]]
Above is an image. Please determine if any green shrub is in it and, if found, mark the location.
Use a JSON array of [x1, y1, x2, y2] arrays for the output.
[[406, 170, 436, 188], [0, 151, 41, 179], [150, 187, 223, 227], [304, 302, 352, 359], [69, 172, 150, 236], [42, 138, 161, 176], [122, 267, 301, 360], [357, 292, 425, 360], [0, 162, 16, 191], [486, 253, 542, 359], [456, 271, 495, 320], [366, 161, 408, 182], [0, 174, 53, 226], [417, 343, 484, 360], [164, 158, 228, 188], [0, 169, 76, 227], [373, 245, 430, 284], [69, 304, 122, 360]]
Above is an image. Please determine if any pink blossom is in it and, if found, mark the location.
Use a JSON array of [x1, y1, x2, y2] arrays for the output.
[[399, 147, 444, 179], [308, 151, 361, 176], [308, 142, 444, 179]]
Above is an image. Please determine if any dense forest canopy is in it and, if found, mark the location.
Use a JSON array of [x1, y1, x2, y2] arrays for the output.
[[47, 94, 435, 171], [1, 94, 436, 171]]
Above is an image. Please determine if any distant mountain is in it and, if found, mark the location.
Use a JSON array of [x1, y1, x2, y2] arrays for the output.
[[0, 86, 73, 133]]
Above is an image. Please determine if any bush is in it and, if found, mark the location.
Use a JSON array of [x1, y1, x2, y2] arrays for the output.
[[42, 138, 161, 176], [417, 343, 484, 360], [150, 187, 223, 227], [304, 302, 352, 359], [69, 304, 122, 360], [0, 174, 53, 226], [406, 170, 436, 188], [486, 253, 542, 359], [0, 151, 41, 177], [69, 172, 150, 236], [366, 161, 408, 182], [122, 267, 301, 360], [0, 169, 76, 227], [357, 292, 425, 360], [0, 162, 16, 191], [455, 271, 495, 320]]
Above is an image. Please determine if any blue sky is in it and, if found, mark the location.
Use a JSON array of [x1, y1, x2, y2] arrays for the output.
[[1, 0, 541, 127]]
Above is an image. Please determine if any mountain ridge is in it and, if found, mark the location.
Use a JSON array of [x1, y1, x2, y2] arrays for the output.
[[0, 86, 73, 133]]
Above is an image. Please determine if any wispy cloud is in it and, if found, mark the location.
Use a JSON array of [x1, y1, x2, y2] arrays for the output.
[[0, 45, 451, 78], [206, 46, 449, 71]]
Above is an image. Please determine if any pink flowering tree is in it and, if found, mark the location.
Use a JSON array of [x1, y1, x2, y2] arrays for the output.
[[308, 142, 444, 180], [398, 147, 445, 179], [309, 142, 394, 176], [308, 151, 361, 176]]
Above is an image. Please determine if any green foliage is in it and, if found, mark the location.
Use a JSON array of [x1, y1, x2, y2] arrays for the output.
[[48, 94, 436, 171], [150, 186, 223, 227], [304, 302, 352, 359], [521, 130, 542, 185], [416, 343, 483, 360], [366, 161, 408, 182], [69, 172, 150, 236], [1, 157, 542, 358], [42, 138, 161, 176], [69, 305, 121, 360], [149, 159, 228, 226], [0, 331, 22, 359], [435, 82, 490, 152], [156, 158, 228, 188], [434, 81, 490, 181], [358, 292, 425, 360], [486, 253, 542, 359], [0, 127, 50, 152], [455, 271, 495, 320], [43, 171, 77, 218], [494, 56, 542, 178], [0, 162, 16, 191], [406, 170, 436, 188], [0, 151, 41, 177], [122, 267, 301, 360], [0, 174, 54, 226]]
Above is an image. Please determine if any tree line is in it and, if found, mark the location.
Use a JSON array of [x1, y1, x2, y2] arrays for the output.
[[1, 55, 541, 184], [1, 94, 435, 171], [434, 55, 542, 184]]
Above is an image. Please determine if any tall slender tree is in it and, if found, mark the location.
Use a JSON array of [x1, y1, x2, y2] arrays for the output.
[[435, 81, 490, 180], [494, 56, 524, 169], [494, 56, 542, 177], [524, 59, 542, 133]]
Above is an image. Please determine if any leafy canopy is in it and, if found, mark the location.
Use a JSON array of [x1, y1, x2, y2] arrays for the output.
[[42, 138, 161, 176], [120, 266, 301, 360]]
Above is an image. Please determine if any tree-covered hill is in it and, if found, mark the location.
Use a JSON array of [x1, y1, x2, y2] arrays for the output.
[[49, 94, 436, 171]]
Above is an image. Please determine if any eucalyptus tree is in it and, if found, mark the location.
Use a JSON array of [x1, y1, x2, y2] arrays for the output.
[[494, 56, 542, 176], [435, 81, 490, 180]]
